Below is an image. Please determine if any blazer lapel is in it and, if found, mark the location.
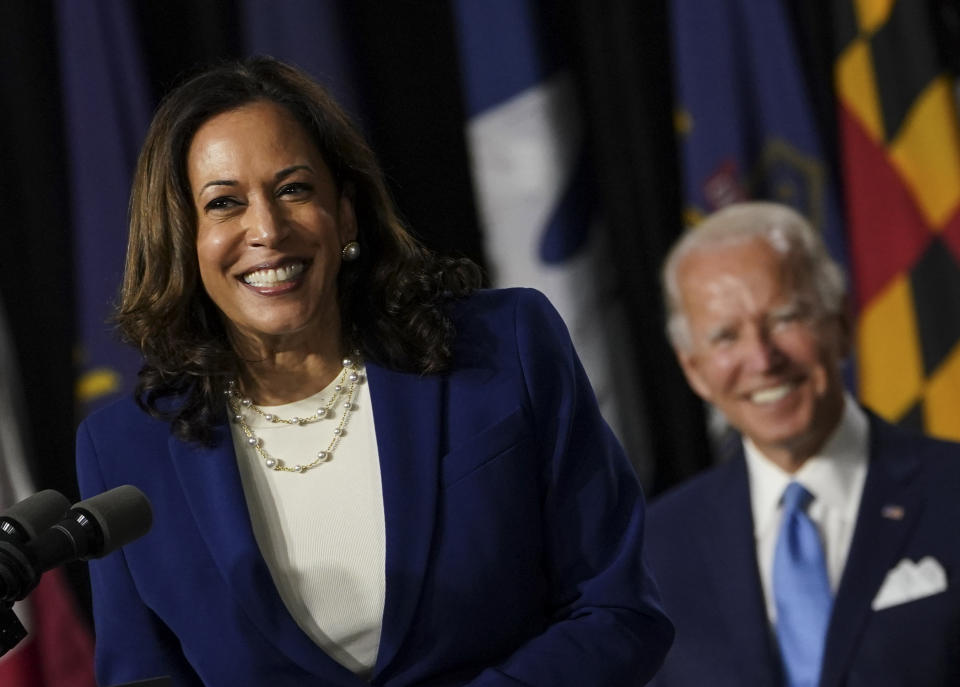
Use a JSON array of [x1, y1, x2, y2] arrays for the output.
[[168, 420, 360, 684], [367, 363, 444, 679], [820, 415, 924, 687], [698, 449, 782, 685]]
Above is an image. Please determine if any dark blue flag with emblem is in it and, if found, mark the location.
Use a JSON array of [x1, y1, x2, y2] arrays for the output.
[[56, 0, 151, 415], [670, 0, 847, 268]]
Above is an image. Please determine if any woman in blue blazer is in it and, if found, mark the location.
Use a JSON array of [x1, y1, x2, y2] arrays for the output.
[[76, 57, 672, 687]]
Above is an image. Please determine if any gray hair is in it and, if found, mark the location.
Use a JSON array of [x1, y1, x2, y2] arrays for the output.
[[662, 202, 846, 351]]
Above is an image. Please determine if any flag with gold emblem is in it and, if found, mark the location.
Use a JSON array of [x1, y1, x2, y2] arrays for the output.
[[669, 0, 849, 296], [833, 0, 960, 439]]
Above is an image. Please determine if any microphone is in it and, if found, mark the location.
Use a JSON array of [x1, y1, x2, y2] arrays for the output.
[[0, 489, 71, 543], [0, 490, 71, 653], [0, 485, 153, 603]]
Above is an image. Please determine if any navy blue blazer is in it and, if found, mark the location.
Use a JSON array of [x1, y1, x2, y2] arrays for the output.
[[645, 413, 960, 686], [76, 288, 672, 687]]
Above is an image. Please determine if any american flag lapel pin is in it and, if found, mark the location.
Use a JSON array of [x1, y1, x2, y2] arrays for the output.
[[881, 504, 905, 520]]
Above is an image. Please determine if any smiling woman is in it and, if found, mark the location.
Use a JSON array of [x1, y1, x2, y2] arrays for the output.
[[117, 58, 478, 443], [76, 56, 673, 687], [189, 102, 356, 393]]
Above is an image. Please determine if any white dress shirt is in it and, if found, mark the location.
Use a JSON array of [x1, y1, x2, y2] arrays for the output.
[[745, 395, 869, 623]]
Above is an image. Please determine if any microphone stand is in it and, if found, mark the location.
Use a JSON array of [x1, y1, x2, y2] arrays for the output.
[[0, 602, 26, 657], [0, 537, 39, 656]]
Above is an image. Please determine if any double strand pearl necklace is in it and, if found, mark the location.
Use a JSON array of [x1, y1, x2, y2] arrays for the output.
[[226, 354, 364, 473]]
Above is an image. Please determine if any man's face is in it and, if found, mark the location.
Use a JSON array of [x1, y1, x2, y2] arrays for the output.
[[674, 238, 848, 468]]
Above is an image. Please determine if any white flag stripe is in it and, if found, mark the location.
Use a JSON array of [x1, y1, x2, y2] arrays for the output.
[[465, 74, 651, 478]]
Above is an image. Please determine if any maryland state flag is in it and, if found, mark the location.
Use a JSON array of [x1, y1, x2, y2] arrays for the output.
[[834, 1, 960, 439]]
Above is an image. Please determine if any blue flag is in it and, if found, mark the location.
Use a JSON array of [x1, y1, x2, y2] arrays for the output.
[[670, 0, 848, 267], [55, 0, 152, 414]]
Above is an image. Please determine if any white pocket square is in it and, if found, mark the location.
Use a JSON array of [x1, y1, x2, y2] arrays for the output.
[[871, 556, 948, 611]]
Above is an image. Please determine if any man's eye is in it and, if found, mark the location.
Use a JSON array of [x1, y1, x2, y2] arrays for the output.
[[709, 330, 737, 346], [771, 309, 804, 328]]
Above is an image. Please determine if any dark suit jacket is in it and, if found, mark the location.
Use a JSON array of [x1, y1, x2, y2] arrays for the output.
[[76, 288, 672, 687], [645, 413, 960, 686]]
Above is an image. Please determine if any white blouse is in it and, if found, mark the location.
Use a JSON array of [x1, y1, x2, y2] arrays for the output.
[[230, 371, 385, 677]]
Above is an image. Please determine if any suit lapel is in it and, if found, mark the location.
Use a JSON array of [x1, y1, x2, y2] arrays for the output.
[[367, 362, 444, 679], [820, 415, 924, 687], [699, 448, 783, 685], [168, 419, 360, 683]]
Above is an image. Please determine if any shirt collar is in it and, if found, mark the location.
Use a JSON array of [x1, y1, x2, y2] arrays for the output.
[[745, 394, 869, 538]]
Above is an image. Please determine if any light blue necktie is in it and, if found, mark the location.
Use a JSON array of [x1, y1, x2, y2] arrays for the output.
[[774, 482, 833, 687]]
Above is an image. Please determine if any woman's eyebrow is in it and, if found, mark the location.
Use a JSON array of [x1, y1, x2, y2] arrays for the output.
[[274, 164, 312, 181]]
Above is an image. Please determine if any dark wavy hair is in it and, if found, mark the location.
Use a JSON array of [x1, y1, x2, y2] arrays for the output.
[[116, 56, 480, 444]]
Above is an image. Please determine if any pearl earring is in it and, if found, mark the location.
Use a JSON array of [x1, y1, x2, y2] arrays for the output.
[[341, 241, 360, 262]]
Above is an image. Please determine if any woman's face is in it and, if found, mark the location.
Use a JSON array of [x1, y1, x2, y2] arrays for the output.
[[188, 101, 356, 351]]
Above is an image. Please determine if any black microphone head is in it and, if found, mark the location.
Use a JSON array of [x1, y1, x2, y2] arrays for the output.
[[0, 489, 71, 541], [72, 485, 153, 558]]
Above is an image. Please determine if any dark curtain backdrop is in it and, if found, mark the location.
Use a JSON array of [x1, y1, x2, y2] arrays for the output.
[[0, 0, 706, 617]]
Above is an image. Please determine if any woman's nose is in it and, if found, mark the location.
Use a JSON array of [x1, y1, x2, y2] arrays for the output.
[[244, 199, 288, 247]]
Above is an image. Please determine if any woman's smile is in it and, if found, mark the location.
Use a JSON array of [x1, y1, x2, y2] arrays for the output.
[[240, 259, 309, 288]]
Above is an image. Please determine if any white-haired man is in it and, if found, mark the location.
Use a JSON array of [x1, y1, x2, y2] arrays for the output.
[[645, 202, 960, 687]]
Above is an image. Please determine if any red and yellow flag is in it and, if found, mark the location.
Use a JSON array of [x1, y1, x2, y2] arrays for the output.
[[835, 0, 960, 439]]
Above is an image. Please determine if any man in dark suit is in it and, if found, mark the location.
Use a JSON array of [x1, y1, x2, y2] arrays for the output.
[[646, 201, 960, 687]]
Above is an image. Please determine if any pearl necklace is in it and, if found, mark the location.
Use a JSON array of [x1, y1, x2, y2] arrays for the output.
[[226, 355, 364, 473]]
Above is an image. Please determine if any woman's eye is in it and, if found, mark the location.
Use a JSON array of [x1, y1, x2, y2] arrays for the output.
[[278, 182, 312, 197], [204, 196, 239, 212]]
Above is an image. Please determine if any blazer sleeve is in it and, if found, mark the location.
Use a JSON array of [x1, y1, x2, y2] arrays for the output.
[[464, 289, 674, 686], [76, 419, 205, 687]]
